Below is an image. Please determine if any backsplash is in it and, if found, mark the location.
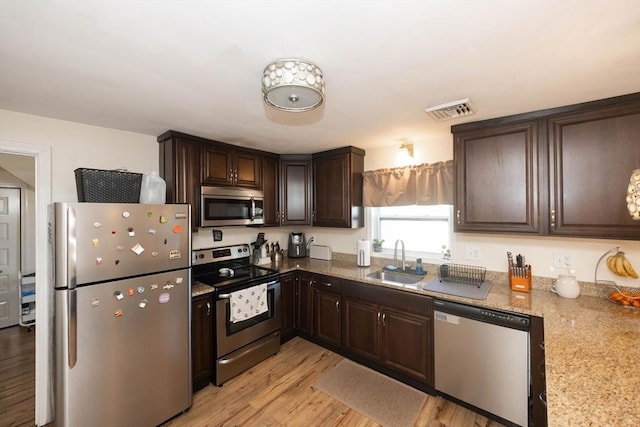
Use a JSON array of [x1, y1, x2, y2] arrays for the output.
[[331, 252, 602, 297]]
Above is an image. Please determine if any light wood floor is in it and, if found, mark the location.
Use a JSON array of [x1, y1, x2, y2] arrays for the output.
[[163, 337, 505, 427], [0, 328, 504, 427]]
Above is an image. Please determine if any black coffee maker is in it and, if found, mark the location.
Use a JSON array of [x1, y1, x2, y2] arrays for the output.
[[287, 232, 307, 258]]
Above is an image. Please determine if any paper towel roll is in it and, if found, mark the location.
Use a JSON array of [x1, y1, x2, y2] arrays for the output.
[[357, 239, 371, 267]]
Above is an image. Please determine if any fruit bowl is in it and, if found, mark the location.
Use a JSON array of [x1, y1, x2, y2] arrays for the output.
[[595, 247, 640, 309], [600, 283, 640, 308]]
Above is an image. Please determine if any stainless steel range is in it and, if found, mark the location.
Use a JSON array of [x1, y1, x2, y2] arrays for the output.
[[192, 244, 281, 386]]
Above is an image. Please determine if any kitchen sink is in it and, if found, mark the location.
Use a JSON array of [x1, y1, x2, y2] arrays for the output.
[[366, 270, 423, 285]]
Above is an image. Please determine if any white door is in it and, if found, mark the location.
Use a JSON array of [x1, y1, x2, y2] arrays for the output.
[[0, 187, 21, 328]]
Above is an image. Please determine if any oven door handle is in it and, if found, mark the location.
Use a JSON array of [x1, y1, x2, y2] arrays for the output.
[[217, 280, 279, 300]]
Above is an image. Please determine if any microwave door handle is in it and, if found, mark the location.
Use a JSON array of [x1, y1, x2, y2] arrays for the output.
[[251, 197, 256, 221]]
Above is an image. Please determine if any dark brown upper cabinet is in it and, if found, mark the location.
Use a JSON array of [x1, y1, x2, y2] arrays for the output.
[[261, 153, 280, 227], [452, 92, 640, 240], [453, 120, 541, 234], [279, 155, 312, 226], [158, 130, 202, 230], [312, 146, 365, 228], [547, 98, 640, 239], [202, 143, 261, 189]]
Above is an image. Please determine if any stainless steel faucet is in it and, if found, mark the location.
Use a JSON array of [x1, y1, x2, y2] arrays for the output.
[[394, 239, 406, 271]]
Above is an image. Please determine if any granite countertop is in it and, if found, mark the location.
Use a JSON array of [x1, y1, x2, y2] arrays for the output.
[[270, 257, 640, 427]]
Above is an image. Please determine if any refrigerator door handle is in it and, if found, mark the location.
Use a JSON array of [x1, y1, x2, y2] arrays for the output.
[[67, 205, 78, 289], [68, 289, 78, 368]]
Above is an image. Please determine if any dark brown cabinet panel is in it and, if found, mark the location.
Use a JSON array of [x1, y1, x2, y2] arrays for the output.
[[453, 120, 541, 234], [262, 154, 280, 226], [314, 290, 341, 346], [380, 306, 431, 382], [341, 280, 433, 385], [280, 272, 297, 343], [191, 293, 213, 391], [453, 92, 640, 240], [296, 271, 315, 336], [530, 316, 547, 427], [202, 144, 261, 189], [201, 144, 233, 186], [158, 131, 202, 230], [342, 297, 379, 360], [280, 155, 312, 226], [548, 100, 640, 239], [313, 275, 341, 346], [312, 146, 365, 228]]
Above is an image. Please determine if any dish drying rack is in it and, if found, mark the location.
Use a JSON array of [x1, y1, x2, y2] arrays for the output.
[[594, 247, 640, 308], [438, 263, 487, 288]]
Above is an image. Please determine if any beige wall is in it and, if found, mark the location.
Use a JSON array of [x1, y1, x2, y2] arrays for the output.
[[0, 109, 158, 202], [2, 109, 637, 284]]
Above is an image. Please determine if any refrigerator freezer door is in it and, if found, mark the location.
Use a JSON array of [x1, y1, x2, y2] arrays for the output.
[[53, 203, 191, 288], [55, 269, 191, 427]]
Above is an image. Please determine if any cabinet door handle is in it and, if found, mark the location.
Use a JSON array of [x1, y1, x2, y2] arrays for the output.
[[551, 209, 556, 228], [377, 312, 381, 325], [456, 209, 461, 224], [539, 392, 547, 407], [335, 300, 339, 312], [206, 301, 211, 316], [323, 282, 332, 287], [382, 312, 386, 327], [228, 168, 234, 182]]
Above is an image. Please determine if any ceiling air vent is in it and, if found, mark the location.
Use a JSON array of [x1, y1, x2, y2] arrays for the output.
[[425, 98, 476, 121]]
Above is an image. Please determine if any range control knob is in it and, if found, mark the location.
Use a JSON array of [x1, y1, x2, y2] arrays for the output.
[[198, 254, 205, 259]]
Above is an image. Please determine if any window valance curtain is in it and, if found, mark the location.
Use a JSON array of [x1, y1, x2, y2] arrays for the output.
[[363, 160, 454, 207]]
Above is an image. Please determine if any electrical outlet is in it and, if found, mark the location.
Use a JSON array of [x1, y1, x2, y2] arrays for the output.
[[465, 246, 481, 261], [553, 253, 573, 268]]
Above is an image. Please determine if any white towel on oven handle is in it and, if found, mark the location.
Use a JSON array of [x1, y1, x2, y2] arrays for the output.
[[230, 283, 268, 323]]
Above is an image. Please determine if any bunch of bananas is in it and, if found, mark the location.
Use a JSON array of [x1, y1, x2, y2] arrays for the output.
[[606, 251, 639, 278]]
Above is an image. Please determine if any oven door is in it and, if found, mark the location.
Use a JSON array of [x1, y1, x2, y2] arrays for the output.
[[215, 279, 280, 357], [200, 186, 264, 227]]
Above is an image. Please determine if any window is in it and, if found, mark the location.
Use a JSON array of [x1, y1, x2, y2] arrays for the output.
[[369, 205, 452, 260]]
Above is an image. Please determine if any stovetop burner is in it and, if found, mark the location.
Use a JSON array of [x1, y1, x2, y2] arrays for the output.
[[192, 244, 279, 289]]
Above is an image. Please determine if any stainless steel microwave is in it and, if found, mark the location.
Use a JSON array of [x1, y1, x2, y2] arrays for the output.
[[200, 186, 264, 227]]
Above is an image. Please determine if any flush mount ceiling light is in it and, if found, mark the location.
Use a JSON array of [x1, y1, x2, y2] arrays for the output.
[[627, 169, 640, 220], [262, 59, 325, 112]]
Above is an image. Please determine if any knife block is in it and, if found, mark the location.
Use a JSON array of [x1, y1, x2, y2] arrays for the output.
[[509, 265, 532, 293]]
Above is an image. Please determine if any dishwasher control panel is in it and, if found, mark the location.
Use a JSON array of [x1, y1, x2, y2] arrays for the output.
[[434, 299, 530, 331]]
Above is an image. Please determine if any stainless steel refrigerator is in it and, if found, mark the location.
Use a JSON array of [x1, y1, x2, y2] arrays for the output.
[[51, 202, 192, 427]]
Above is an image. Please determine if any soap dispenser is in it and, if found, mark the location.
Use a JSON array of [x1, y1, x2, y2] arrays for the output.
[[415, 258, 424, 275]]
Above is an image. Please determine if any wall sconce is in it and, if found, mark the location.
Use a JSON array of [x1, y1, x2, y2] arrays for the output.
[[400, 143, 414, 158], [627, 169, 640, 220]]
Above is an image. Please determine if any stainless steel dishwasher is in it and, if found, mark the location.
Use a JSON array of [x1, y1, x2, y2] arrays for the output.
[[433, 299, 530, 427]]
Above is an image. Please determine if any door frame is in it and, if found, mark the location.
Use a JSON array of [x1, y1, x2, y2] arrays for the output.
[[0, 140, 51, 426]]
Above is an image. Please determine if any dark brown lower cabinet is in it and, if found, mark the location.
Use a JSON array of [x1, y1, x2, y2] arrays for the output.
[[313, 275, 341, 347], [296, 271, 315, 336], [530, 316, 547, 426], [280, 271, 297, 343], [191, 293, 213, 391], [342, 280, 433, 385]]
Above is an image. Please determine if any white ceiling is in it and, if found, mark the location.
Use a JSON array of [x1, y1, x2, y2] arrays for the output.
[[1, 1, 639, 154]]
